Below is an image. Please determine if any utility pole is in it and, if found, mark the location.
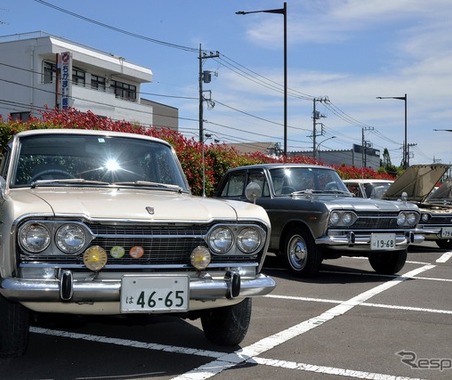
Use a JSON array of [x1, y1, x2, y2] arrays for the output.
[[361, 127, 374, 168], [407, 143, 417, 166], [312, 97, 328, 159], [198, 44, 219, 143]]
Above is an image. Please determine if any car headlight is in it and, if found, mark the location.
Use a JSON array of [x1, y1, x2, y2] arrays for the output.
[[405, 212, 418, 226], [397, 211, 418, 227], [397, 212, 406, 226], [329, 211, 357, 227], [208, 226, 233, 253], [237, 227, 262, 253], [341, 212, 355, 226], [56, 224, 87, 254], [421, 213, 431, 223], [18, 222, 51, 253], [329, 212, 340, 226]]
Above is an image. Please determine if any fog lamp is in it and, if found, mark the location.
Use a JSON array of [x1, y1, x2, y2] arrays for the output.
[[83, 245, 108, 271], [190, 246, 211, 270]]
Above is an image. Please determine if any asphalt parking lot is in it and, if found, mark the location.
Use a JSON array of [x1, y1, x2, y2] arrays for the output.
[[1, 241, 451, 380]]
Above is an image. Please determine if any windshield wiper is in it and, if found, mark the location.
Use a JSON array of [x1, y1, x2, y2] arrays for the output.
[[112, 181, 184, 192], [290, 189, 351, 196], [30, 178, 110, 188]]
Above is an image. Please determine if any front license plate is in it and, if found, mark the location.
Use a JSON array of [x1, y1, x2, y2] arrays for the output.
[[441, 227, 452, 238], [121, 275, 189, 313], [371, 233, 396, 250]]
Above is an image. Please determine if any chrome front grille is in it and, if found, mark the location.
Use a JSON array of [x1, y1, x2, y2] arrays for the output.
[[352, 212, 400, 229], [19, 223, 254, 265]]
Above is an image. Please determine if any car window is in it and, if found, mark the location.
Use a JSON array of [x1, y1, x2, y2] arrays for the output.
[[270, 167, 347, 194], [220, 170, 269, 198], [11, 134, 188, 189], [249, 172, 270, 197], [220, 172, 246, 197], [346, 183, 361, 197]]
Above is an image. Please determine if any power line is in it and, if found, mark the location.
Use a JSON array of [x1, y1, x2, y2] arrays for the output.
[[34, 0, 197, 53]]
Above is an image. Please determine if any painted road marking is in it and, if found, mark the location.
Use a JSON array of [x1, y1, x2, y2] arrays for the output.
[[266, 294, 452, 314], [436, 251, 452, 263], [29, 264, 437, 380], [170, 264, 434, 380]]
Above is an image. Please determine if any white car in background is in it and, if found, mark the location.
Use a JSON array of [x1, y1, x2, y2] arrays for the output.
[[345, 164, 452, 249], [343, 179, 393, 199]]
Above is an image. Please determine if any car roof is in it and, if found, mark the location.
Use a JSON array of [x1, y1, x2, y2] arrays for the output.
[[343, 179, 394, 184], [225, 163, 334, 171], [12, 128, 169, 146]]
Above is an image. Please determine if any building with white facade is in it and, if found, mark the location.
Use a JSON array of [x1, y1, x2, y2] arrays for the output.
[[0, 31, 178, 129]]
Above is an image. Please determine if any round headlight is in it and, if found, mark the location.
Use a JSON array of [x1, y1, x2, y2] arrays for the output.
[[342, 212, 353, 226], [56, 224, 86, 253], [406, 212, 417, 226], [397, 212, 407, 226], [329, 212, 340, 226], [421, 213, 430, 222], [19, 223, 51, 253], [237, 227, 261, 253], [208, 226, 233, 253]]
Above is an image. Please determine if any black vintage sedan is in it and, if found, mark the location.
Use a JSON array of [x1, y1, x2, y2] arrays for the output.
[[215, 164, 424, 276]]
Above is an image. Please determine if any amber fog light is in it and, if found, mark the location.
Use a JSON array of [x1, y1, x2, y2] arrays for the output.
[[83, 245, 108, 271], [190, 246, 211, 270]]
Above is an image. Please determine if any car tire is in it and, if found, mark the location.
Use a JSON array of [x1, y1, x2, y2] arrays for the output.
[[201, 298, 251, 346], [368, 249, 407, 274], [284, 226, 322, 277], [0, 295, 29, 357], [436, 239, 452, 249]]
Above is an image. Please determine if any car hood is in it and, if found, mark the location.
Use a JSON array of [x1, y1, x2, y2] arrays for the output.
[[383, 164, 450, 202], [321, 195, 417, 212], [9, 187, 269, 224]]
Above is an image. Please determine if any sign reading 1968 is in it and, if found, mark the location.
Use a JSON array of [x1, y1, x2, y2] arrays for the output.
[[121, 275, 189, 313]]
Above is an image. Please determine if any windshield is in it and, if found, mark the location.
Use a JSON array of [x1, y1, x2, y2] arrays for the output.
[[11, 133, 189, 191], [269, 167, 349, 195], [426, 181, 452, 202]]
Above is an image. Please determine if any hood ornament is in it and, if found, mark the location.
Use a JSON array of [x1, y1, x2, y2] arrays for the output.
[[146, 206, 155, 215]]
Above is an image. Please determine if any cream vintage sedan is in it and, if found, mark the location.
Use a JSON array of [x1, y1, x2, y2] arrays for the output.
[[0, 129, 275, 357]]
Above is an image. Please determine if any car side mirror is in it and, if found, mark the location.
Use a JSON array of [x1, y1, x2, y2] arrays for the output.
[[401, 191, 408, 202], [245, 182, 262, 204]]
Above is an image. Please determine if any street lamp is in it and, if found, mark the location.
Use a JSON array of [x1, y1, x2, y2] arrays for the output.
[[315, 136, 336, 160], [236, 2, 288, 156], [376, 94, 408, 169]]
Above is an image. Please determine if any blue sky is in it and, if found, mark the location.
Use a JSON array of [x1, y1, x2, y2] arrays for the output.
[[1, 0, 452, 166]]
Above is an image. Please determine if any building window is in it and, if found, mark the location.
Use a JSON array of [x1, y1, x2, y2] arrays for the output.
[[43, 61, 56, 84], [10, 112, 31, 121], [91, 75, 106, 91], [111, 80, 136, 101], [72, 67, 86, 86]]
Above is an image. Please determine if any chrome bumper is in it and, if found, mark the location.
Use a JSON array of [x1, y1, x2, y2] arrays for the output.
[[0, 272, 276, 303], [316, 231, 424, 248]]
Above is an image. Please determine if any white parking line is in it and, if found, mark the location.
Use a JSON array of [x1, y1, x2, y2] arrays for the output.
[[29, 264, 436, 380], [253, 357, 424, 380], [436, 251, 452, 263], [266, 294, 452, 315], [170, 264, 435, 380]]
